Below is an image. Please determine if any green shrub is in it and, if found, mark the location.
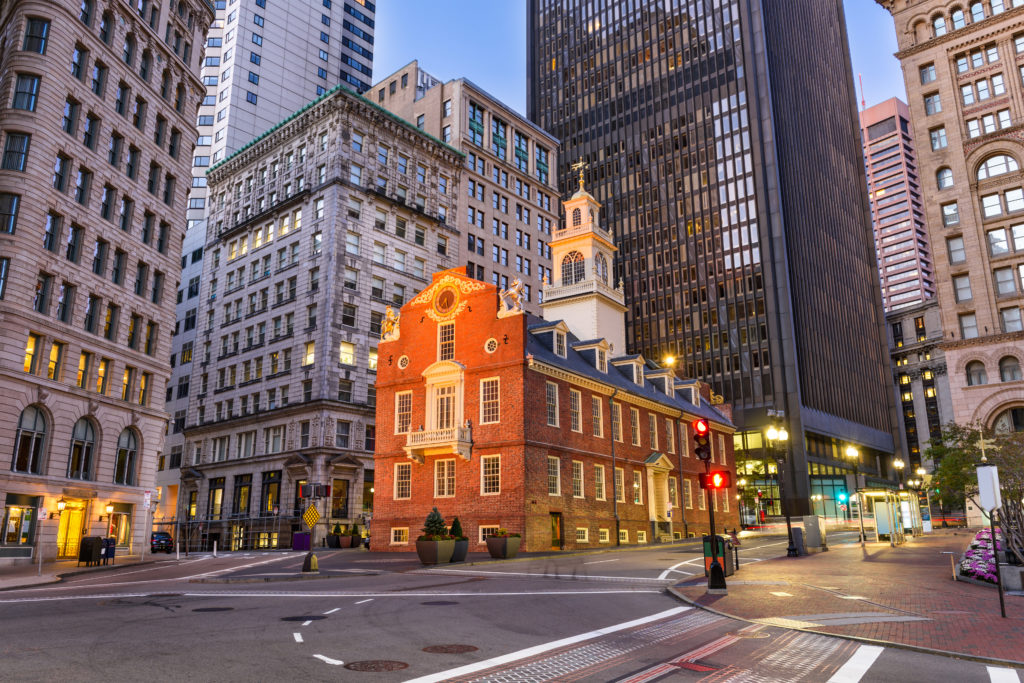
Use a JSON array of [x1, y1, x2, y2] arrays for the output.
[[420, 507, 449, 540], [450, 516, 467, 541]]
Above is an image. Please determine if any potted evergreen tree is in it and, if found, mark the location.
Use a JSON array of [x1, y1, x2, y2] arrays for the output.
[[416, 507, 454, 565], [485, 528, 521, 559], [327, 523, 342, 548], [349, 524, 362, 549], [449, 517, 469, 563]]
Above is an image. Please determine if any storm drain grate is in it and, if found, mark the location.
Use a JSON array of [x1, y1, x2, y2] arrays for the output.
[[192, 607, 233, 612], [344, 661, 409, 672], [423, 644, 478, 654], [420, 600, 459, 606], [281, 615, 326, 622]]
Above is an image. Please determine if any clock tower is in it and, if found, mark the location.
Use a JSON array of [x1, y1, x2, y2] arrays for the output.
[[541, 161, 626, 353]]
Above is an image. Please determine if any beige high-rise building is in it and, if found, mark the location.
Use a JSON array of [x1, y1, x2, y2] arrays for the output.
[[877, 0, 1024, 433], [0, 0, 213, 564], [372, 62, 558, 314], [178, 85, 461, 550]]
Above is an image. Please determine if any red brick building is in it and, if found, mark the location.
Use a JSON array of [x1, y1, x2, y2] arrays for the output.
[[371, 182, 736, 552]]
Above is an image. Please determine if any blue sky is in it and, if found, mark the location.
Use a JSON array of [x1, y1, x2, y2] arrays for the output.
[[373, 1, 906, 118]]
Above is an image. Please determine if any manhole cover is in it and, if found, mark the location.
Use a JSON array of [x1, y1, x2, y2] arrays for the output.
[[281, 615, 326, 622], [192, 607, 233, 613], [420, 600, 458, 606], [423, 644, 478, 654], [344, 661, 409, 672], [725, 630, 770, 639]]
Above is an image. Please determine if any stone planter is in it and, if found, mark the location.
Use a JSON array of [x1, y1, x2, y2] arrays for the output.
[[450, 539, 469, 563], [326, 535, 341, 549], [485, 536, 520, 559], [337, 535, 353, 549], [350, 535, 362, 549], [416, 539, 455, 565]]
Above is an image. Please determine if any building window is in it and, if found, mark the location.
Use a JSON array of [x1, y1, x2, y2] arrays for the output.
[[547, 456, 561, 495], [960, 313, 979, 339], [12, 405, 47, 473], [936, 167, 953, 189], [395, 391, 412, 434], [924, 93, 941, 115], [919, 63, 936, 84], [481, 455, 500, 494], [630, 408, 640, 446], [113, 429, 137, 485], [595, 465, 606, 500], [12, 74, 40, 111], [2, 133, 30, 171], [560, 251, 585, 285], [391, 528, 409, 545], [395, 462, 411, 499], [967, 361, 988, 386], [480, 378, 499, 423], [615, 467, 625, 503], [569, 388, 581, 432], [953, 275, 972, 302], [335, 420, 350, 447], [545, 382, 559, 426], [22, 18, 49, 54], [599, 528, 609, 543], [633, 470, 643, 504], [591, 396, 603, 437], [434, 459, 455, 497], [438, 322, 454, 361], [929, 127, 947, 150], [575, 528, 589, 543], [572, 460, 584, 498], [947, 236, 966, 263]]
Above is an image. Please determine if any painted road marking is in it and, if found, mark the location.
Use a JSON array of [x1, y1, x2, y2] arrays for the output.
[[770, 591, 793, 597], [826, 644, 884, 683], [404, 606, 691, 683], [323, 607, 340, 614], [584, 559, 620, 565], [293, 632, 303, 643], [421, 567, 671, 583], [618, 623, 765, 683], [302, 620, 312, 626], [988, 666, 1022, 683], [354, 598, 373, 604], [657, 557, 704, 580], [313, 655, 344, 666]]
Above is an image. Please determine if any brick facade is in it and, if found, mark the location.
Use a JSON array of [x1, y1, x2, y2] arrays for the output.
[[371, 268, 737, 553]]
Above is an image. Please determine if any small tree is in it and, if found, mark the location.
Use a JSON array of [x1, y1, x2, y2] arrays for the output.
[[331, 523, 342, 535], [420, 507, 447, 540], [449, 516, 466, 541]]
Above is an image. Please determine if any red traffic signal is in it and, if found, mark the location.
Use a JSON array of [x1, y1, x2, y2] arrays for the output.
[[699, 471, 732, 490], [692, 418, 712, 461]]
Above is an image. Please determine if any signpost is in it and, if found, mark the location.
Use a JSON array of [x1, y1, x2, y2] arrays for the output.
[[977, 464, 1005, 619]]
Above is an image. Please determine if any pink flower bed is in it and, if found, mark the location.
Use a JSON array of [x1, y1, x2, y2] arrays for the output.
[[959, 527, 1003, 584]]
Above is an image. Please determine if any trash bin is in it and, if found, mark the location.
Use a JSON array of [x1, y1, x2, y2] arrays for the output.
[[702, 535, 735, 577], [292, 532, 311, 551], [102, 538, 116, 565], [78, 536, 103, 566]]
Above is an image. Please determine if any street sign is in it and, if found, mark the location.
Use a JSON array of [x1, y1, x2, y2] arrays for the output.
[[839, 504, 847, 512], [977, 465, 1001, 512], [143, 490, 151, 510], [302, 504, 320, 529]]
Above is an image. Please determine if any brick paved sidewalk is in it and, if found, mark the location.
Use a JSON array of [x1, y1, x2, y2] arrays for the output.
[[672, 529, 1024, 665]]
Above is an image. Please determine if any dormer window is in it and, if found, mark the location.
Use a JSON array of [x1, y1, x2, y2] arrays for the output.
[[438, 322, 454, 361], [633, 363, 643, 387], [554, 331, 566, 357], [596, 349, 607, 372]]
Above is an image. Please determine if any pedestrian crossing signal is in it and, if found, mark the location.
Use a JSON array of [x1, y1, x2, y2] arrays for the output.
[[692, 418, 712, 461], [699, 471, 731, 489]]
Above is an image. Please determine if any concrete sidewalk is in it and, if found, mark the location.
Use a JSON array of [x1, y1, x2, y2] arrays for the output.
[[0, 554, 148, 590], [672, 529, 1024, 666]]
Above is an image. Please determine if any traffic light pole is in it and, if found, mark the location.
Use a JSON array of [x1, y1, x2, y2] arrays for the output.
[[704, 459, 727, 592]]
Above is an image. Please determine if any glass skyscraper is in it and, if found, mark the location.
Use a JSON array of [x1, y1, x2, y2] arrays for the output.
[[528, 0, 903, 513]]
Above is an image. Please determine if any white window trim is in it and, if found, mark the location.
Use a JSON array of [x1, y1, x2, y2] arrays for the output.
[[630, 408, 640, 446], [633, 470, 643, 505], [637, 530, 647, 544], [478, 525, 499, 544], [575, 527, 589, 543], [569, 388, 582, 432], [619, 528, 628, 542], [595, 464, 606, 501], [598, 528, 610, 543], [480, 454, 501, 495], [572, 460, 584, 498], [434, 458, 456, 498], [685, 478, 693, 509], [548, 455, 561, 496], [545, 381, 559, 427], [479, 376, 500, 424], [394, 462, 411, 500], [615, 467, 625, 503], [394, 390, 412, 434], [390, 527, 409, 545], [592, 395, 604, 437]]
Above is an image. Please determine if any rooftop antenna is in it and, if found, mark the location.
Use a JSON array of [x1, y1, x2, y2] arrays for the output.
[[858, 73, 866, 112]]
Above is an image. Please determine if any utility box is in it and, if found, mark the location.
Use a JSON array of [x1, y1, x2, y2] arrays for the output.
[[791, 527, 807, 556], [292, 532, 311, 551], [702, 535, 735, 577], [802, 515, 827, 552]]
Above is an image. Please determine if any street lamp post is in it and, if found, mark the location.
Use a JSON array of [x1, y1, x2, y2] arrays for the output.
[[766, 425, 798, 557], [846, 445, 866, 546], [737, 478, 747, 529], [893, 458, 905, 488]]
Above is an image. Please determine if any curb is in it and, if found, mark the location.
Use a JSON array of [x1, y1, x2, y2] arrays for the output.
[[190, 570, 379, 584], [448, 538, 707, 569], [0, 560, 155, 591], [665, 585, 1024, 669]]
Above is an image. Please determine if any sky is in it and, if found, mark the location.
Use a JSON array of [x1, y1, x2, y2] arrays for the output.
[[372, 0, 907, 119]]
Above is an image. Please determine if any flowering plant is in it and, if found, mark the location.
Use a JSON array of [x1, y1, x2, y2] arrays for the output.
[[490, 528, 521, 538], [959, 528, 1003, 584]]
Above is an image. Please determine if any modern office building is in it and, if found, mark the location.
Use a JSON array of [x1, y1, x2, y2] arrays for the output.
[[372, 61, 558, 314], [177, 85, 461, 550], [886, 298, 953, 469], [157, 0, 375, 530], [876, 0, 1024, 434], [860, 98, 936, 312], [0, 0, 213, 564], [527, 0, 903, 514]]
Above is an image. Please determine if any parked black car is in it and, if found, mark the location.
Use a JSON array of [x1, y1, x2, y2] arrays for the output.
[[151, 531, 174, 553]]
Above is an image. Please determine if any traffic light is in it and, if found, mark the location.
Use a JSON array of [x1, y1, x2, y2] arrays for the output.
[[699, 471, 732, 489], [692, 418, 712, 461], [299, 484, 313, 498], [837, 492, 848, 503]]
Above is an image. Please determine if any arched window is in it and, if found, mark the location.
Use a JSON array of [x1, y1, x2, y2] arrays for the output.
[[67, 418, 95, 480], [970, 2, 985, 21], [966, 360, 988, 386], [572, 208, 581, 227], [561, 251, 585, 286], [122, 34, 136, 66], [977, 154, 1019, 180], [951, 8, 966, 29], [114, 429, 138, 485], [933, 16, 947, 36], [937, 167, 953, 189], [1000, 356, 1022, 382], [595, 253, 608, 284], [12, 406, 46, 474], [993, 406, 1024, 432]]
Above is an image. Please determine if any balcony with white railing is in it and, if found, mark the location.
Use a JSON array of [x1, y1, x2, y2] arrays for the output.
[[543, 277, 624, 304], [404, 424, 473, 463]]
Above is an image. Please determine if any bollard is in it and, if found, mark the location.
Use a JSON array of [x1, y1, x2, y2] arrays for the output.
[[213, 540, 217, 558], [941, 551, 956, 580], [176, 542, 180, 561], [301, 552, 319, 573]]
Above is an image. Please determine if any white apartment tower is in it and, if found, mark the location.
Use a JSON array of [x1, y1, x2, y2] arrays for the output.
[[157, 0, 374, 531]]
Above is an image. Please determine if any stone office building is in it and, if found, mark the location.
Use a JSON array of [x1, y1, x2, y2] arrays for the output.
[[0, 0, 213, 564], [179, 84, 461, 550]]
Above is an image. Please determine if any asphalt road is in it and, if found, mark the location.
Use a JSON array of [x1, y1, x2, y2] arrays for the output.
[[1, 532, 1019, 682]]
